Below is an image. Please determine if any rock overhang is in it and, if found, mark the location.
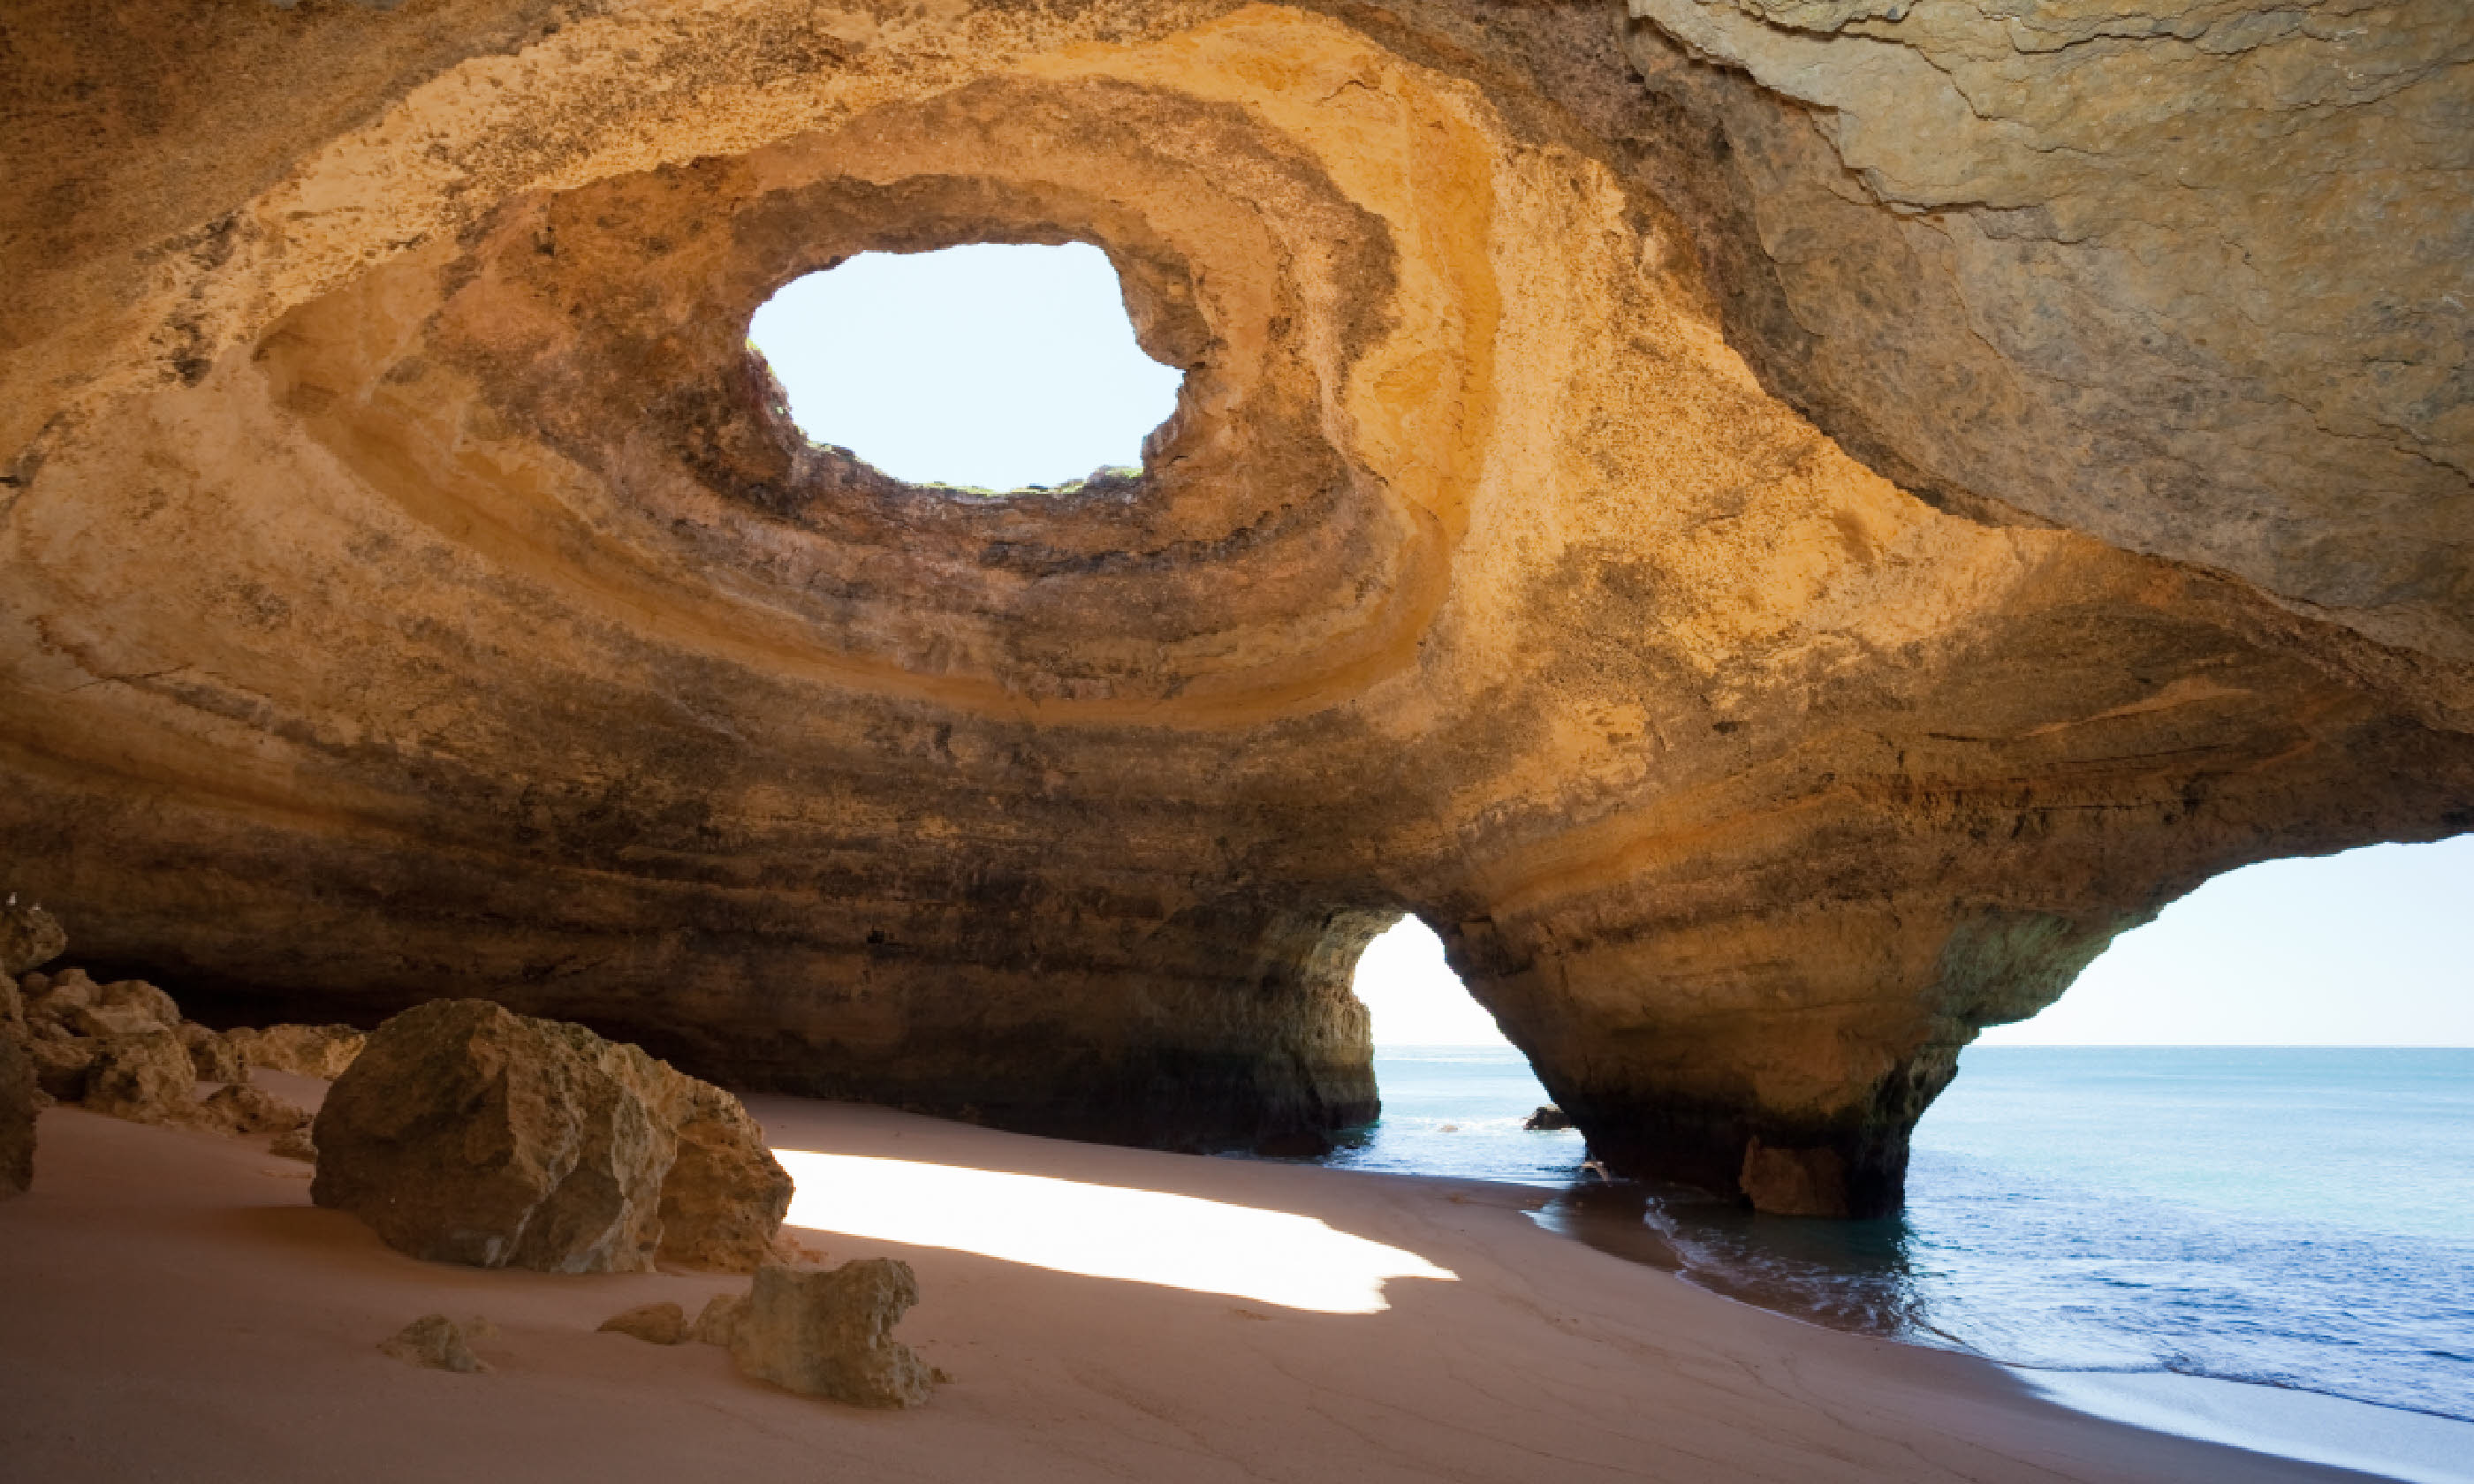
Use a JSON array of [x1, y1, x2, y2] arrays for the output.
[[3, 0, 2470, 1216]]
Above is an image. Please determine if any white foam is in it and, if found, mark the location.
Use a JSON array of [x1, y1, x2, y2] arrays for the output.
[[2024, 1369, 2474, 1484]]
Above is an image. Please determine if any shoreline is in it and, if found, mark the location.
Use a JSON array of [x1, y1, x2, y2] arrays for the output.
[[0, 1086, 2406, 1482]]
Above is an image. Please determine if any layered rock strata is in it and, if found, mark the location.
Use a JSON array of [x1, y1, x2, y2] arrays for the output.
[[311, 999, 793, 1272], [4, 1, 2470, 1215]]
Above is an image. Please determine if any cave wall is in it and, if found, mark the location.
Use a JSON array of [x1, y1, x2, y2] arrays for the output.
[[4, 0, 2469, 1212]]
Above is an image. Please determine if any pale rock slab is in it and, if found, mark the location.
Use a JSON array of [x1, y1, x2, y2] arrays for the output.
[[731, 1259, 934, 1409]]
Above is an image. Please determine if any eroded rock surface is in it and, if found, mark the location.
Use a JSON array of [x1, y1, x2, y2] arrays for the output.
[[4, 1, 2470, 1216], [311, 999, 791, 1272], [732, 1260, 933, 1409], [1, 974, 34, 1196], [225, 1025, 365, 1080], [599, 1301, 689, 1346], [378, 1314, 488, 1374]]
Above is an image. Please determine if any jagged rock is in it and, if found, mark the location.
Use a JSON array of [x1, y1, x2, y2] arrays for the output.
[[0, 899, 65, 978], [1523, 1106, 1573, 1132], [312, 999, 792, 1274], [25, 968, 95, 1020], [691, 1292, 748, 1348], [80, 1029, 195, 1124], [598, 1301, 688, 1345], [377, 1314, 487, 1374], [180, 1021, 247, 1082], [71, 1001, 170, 1040], [269, 1124, 316, 1163], [198, 1082, 310, 1137], [657, 1081, 794, 1274], [225, 1023, 364, 1079], [27, 1036, 93, 1103], [94, 979, 180, 1030], [731, 1259, 933, 1409], [1, 974, 34, 1197]]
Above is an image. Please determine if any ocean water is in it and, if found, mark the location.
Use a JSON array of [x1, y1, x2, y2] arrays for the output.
[[1319, 1046, 2474, 1426]]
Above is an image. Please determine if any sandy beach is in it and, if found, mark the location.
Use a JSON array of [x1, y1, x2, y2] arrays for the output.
[[0, 1079, 2394, 1484]]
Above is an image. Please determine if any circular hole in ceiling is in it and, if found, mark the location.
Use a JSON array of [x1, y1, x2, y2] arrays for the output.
[[748, 243, 1185, 494]]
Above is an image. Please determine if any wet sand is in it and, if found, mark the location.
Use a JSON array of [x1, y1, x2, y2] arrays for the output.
[[0, 1089, 2388, 1482]]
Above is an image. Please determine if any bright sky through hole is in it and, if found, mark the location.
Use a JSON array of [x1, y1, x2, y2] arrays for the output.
[[1353, 918, 1509, 1048], [775, 1151, 1456, 1314], [1354, 836, 2474, 1049], [748, 243, 1183, 490]]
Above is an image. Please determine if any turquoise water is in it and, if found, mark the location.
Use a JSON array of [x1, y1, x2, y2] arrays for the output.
[[1320, 1046, 2474, 1423]]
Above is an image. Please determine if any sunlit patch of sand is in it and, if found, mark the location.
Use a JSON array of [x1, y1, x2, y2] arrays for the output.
[[775, 1150, 1456, 1314]]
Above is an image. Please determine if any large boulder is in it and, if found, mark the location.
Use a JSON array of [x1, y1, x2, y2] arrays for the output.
[[225, 1023, 364, 1079], [658, 1081, 795, 1274], [80, 1027, 196, 1124], [311, 999, 791, 1274], [731, 1260, 933, 1409]]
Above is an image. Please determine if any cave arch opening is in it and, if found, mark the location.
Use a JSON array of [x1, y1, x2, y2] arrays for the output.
[[1332, 916, 1588, 1182], [746, 242, 1184, 494], [1975, 833, 2474, 1051]]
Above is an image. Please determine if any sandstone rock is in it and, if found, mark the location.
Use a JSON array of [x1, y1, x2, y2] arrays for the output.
[[731, 1260, 933, 1409], [690, 1292, 748, 1348], [80, 1029, 194, 1124], [27, 1037, 94, 1103], [1523, 1106, 1573, 1132], [71, 1002, 169, 1041], [598, 1301, 688, 1345], [225, 1023, 364, 1079], [378, 1314, 487, 1374], [95, 978, 180, 1030], [26, 969, 95, 1021], [313, 999, 790, 1274], [0, 898, 65, 978], [180, 1021, 247, 1082], [1, 975, 34, 1196], [198, 1082, 310, 1137], [7, 1, 2474, 1228], [657, 1081, 794, 1274], [269, 1124, 316, 1163]]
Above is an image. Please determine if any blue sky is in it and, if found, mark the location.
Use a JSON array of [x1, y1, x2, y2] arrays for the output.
[[752, 246, 2471, 1050], [750, 243, 1180, 489]]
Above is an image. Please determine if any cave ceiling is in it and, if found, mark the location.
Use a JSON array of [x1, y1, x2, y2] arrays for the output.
[[4, 0, 2469, 1215]]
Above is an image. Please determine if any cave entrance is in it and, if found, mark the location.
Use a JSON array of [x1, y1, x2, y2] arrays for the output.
[[1328, 917, 1587, 1184], [747, 242, 1184, 493]]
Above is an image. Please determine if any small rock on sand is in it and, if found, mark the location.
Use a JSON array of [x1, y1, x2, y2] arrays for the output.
[[731, 1258, 934, 1409], [269, 1125, 316, 1162], [198, 1082, 311, 1136], [598, 1301, 689, 1345], [378, 1314, 488, 1374]]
